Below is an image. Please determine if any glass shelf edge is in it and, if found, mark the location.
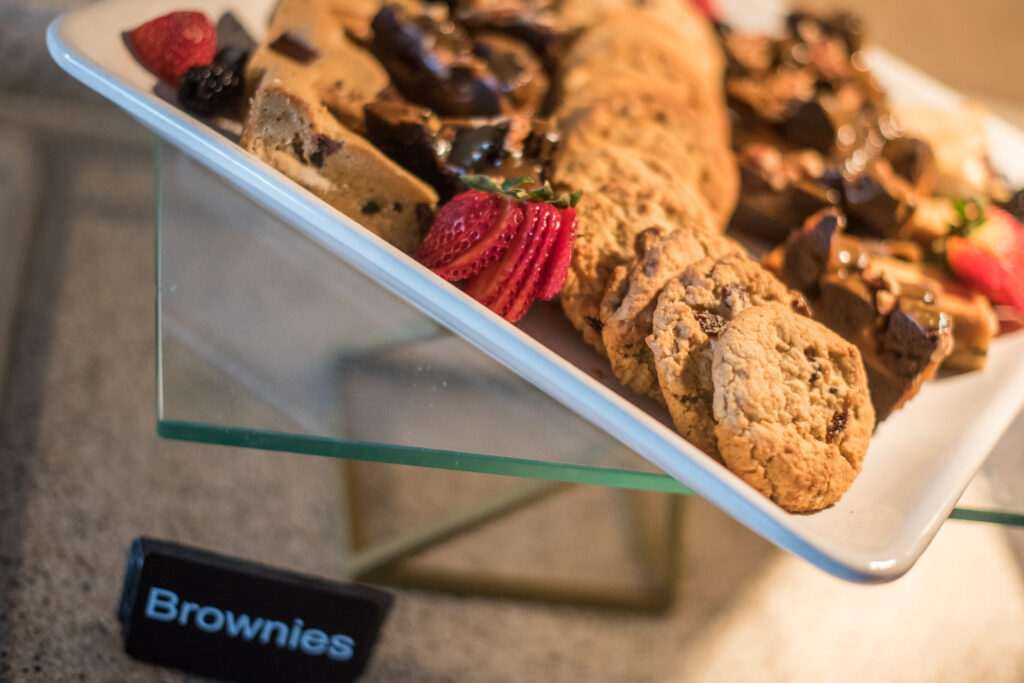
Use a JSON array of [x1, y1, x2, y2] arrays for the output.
[[947, 508, 1024, 527], [156, 418, 696, 495], [157, 420, 1021, 524]]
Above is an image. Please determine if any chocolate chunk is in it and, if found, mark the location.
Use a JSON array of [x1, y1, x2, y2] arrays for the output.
[[881, 137, 933, 187], [780, 209, 843, 292], [416, 203, 435, 236], [369, 6, 503, 117], [813, 272, 878, 344], [782, 100, 835, 154], [472, 33, 548, 114], [446, 64, 505, 117], [695, 310, 727, 337], [456, 7, 566, 68], [364, 99, 552, 201], [879, 303, 951, 365], [729, 167, 839, 244], [268, 31, 319, 64], [865, 300, 953, 419], [826, 409, 848, 442], [314, 134, 342, 156], [521, 121, 559, 163], [842, 170, 912, 238], [364, 100, 446, 189], [361, 201, 382, 215], [308, 134, 342, 168], [439, 116, 551, 198], [216, 11, 257, 55]]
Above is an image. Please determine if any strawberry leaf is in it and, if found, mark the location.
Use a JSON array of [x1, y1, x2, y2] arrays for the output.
[[459, 174, 582, 209], [527, 183, 555, 203], [461, 174, 504, 194], [500, 176, 532, 192], [949, 197, 987, 237]]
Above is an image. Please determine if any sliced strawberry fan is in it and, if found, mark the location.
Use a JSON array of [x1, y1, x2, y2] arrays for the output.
[[415, 175, 582, 322], [415, 191, 524, 281]]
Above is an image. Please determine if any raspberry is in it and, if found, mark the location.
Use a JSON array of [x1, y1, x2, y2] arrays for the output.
[[128, 11, 217, 85]]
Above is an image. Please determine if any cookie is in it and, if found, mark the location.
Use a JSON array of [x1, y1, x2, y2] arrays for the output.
[[647, 254, 809, 455], [557, 90, 737, 225], [555, 6, 724, 96], [558, 47, 722, 137], [600, 227, 742, 403], [711, 304, 875, 512], [553, 151, 715, 352]]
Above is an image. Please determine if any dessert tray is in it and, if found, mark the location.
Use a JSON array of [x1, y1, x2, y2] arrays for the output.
[[48, 0, 1024, 582]]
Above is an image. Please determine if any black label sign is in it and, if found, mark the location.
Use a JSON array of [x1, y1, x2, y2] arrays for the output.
[[118, 538, 392, 682]]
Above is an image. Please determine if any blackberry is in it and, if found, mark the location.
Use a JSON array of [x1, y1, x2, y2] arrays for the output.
[[178, 55, 244, 116]]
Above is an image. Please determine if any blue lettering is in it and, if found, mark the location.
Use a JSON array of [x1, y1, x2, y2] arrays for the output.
[[288, 619, 304, 650], [178, 601, 198, 626], [142, 588, 347, 660], [225, 611, 264, 640], [195, 606, 225, 633], [299, 628, 328, 656], [143, 587, 178, 622], [327, 634, 355, 662], [258, 619, 289, 647]]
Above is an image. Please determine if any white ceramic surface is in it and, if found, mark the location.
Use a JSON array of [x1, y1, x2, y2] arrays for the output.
[[47, 0, 1024, 582]]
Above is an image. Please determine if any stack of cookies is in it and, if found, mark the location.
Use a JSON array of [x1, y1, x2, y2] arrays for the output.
[[549, 5, 737, 351], [549, 8, 875, 512]]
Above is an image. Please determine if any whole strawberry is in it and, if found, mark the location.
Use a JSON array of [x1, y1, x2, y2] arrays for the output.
[[946, 202, 1024, 313], [415, 176, 581, 322], [128, 11, 217, 86]]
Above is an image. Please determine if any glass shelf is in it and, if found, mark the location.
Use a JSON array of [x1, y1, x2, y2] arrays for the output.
[[154, 141, 1024, 525]]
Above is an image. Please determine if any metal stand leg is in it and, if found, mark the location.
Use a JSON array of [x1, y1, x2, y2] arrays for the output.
[[338, 460, 681, 612]]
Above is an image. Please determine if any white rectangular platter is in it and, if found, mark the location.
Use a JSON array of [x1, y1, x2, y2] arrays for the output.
[[48, 0, 1024, 582]]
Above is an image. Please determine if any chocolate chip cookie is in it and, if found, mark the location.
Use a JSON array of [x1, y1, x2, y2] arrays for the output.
[[557, 90, 737, 225], [556, 6, 724, 98], [600, 226, 742, 403], [712, 303, 875, 512], [554, 150, 715, 352], [647, 254, 809, 456]]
